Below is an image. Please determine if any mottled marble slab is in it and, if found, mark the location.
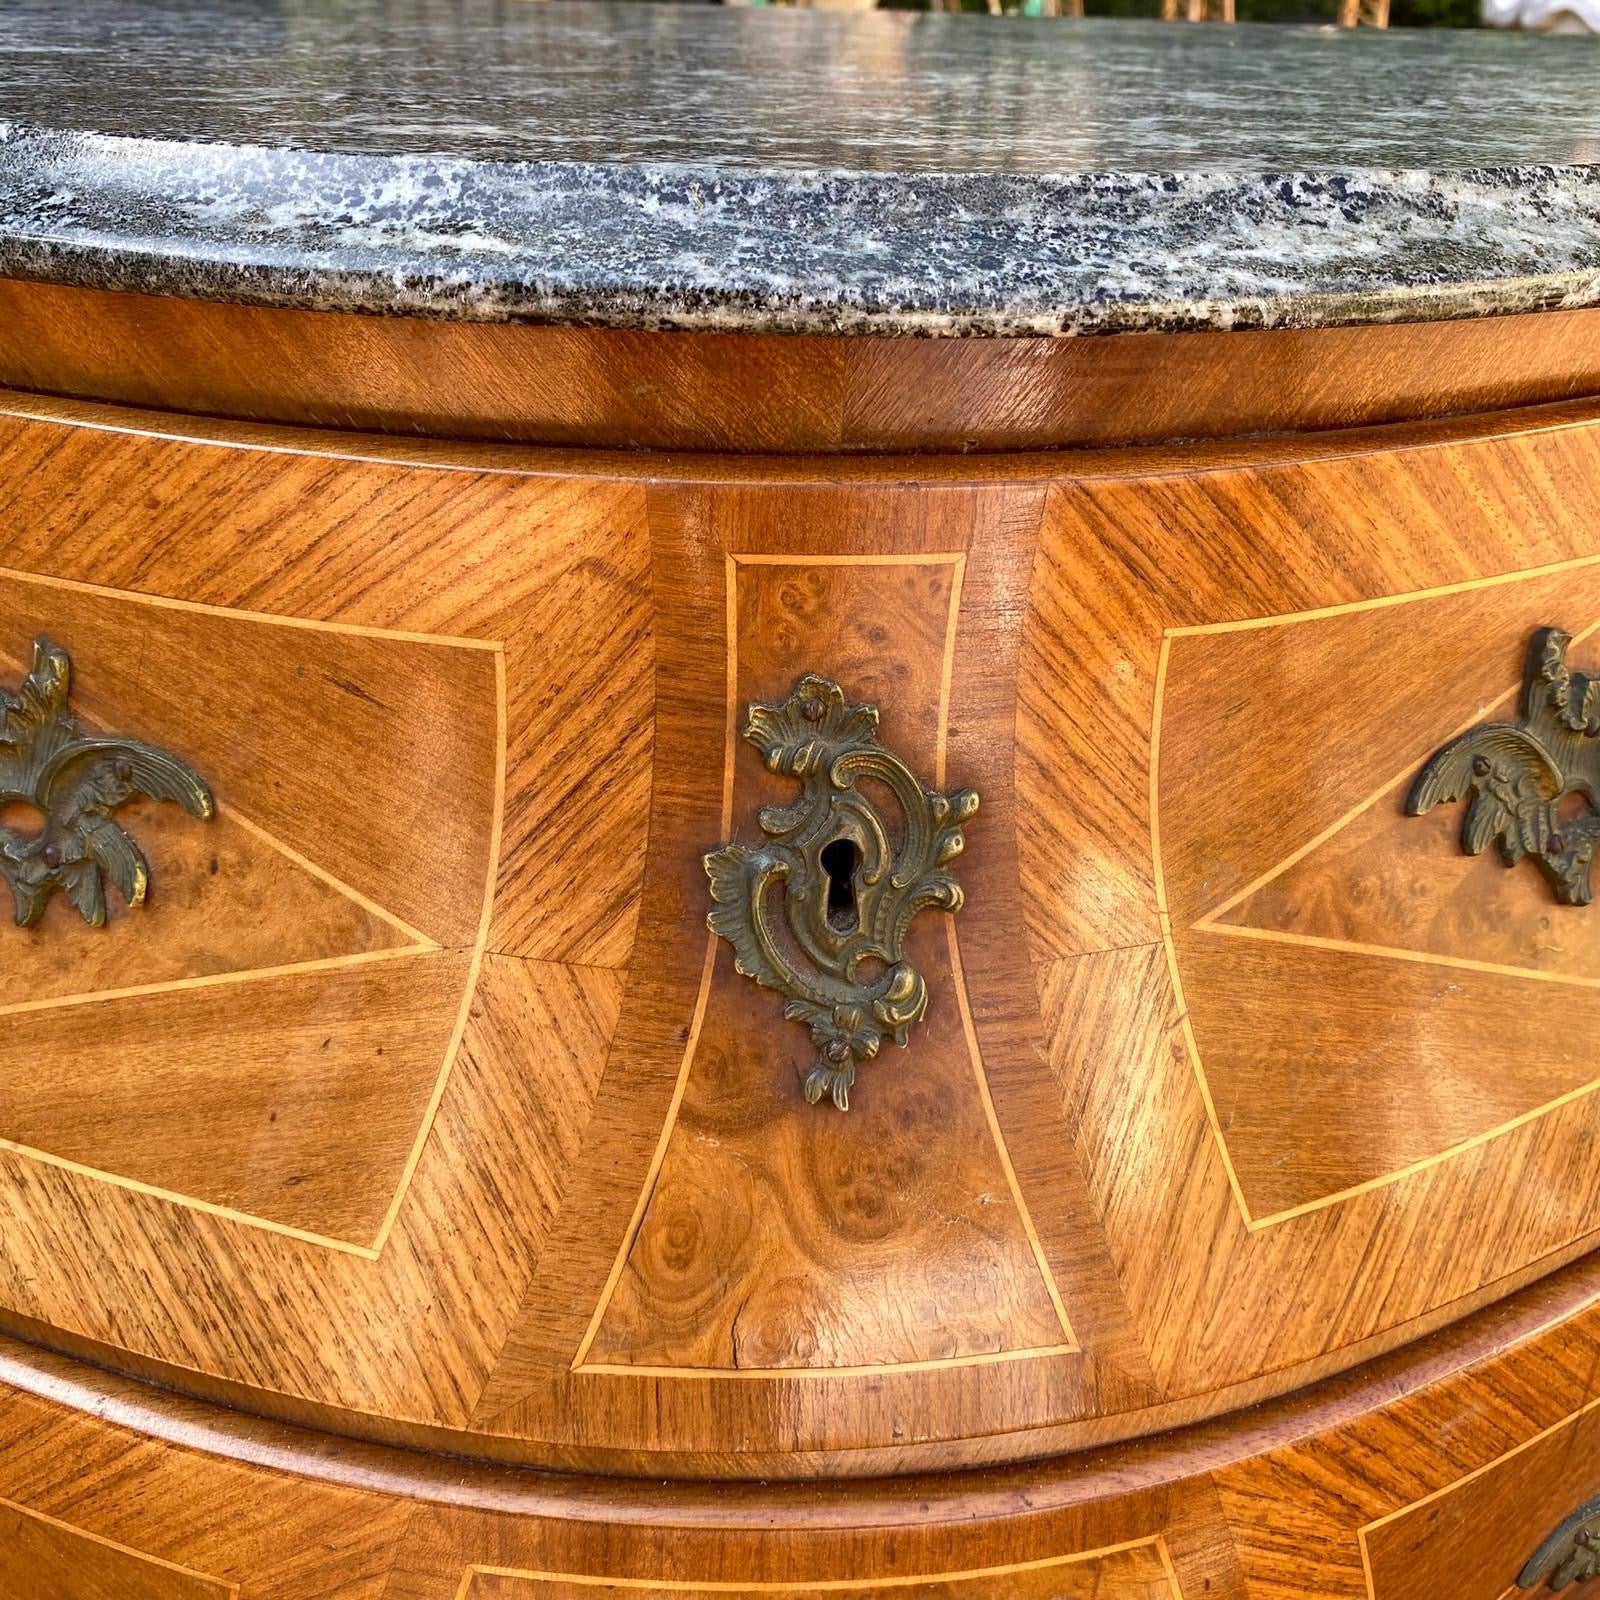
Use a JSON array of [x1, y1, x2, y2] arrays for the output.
[[2, 0, 1600, 335]]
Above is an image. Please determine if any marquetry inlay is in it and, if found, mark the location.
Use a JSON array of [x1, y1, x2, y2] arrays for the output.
[[0, 564, 502, 1252], [1155, 556, 1600, 1228]]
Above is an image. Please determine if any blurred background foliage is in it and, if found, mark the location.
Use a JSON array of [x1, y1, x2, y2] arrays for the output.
[[878, 0, 1479, 22]]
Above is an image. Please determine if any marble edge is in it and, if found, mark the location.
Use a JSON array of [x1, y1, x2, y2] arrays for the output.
[[4, 121, 1600, 336]]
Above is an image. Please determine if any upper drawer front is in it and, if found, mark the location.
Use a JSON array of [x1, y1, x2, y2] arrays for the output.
[[5, 393, 1600, 1474]]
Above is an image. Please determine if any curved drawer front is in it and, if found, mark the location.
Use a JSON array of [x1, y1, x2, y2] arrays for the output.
[[4, 392, 1600, 1473], [1362, 1401, 1600, 1598]]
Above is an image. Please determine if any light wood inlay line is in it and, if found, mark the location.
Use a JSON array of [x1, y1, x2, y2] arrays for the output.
[[371, 648, 509, 1257], [455, 1534, 1180, 1597], [946, 916, 1078, 1351], [0, 624, 502, 1256], [732, 554, 969, 568], [0, 942, 435, 1023], [575, 1342, 1080, 1379], [1203, 921, 1600, 992], [1166, 548, 1600, 640], [0, 559, 502, 651], [572, 550, 1076, 1377], [723, 554, 741, 852], [222, 803, 439, 949], [0, 1131, 386, 1257], [1149, 634, 1257, 1229], [0, 1495, 239, 1598], [936, 554, 968, 788]]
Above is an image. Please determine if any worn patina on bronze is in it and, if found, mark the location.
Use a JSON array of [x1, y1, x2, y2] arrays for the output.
[[1408, 626, 1600, 905], [0, 635, 213, 928], [1518, 1495, 1600, 1590], [705, 673, 977, 1111]]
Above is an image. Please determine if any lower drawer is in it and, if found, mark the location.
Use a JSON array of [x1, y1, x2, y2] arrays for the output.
[[4, 1253, 1600, 1598], [1363, 1407, 1600, 1597]]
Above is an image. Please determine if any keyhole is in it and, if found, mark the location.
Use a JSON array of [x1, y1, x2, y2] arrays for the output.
[[821, 838, 859, 932]]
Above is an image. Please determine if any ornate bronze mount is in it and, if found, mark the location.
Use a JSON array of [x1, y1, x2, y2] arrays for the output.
[[704, 673, 977, 1111], [1519, 1495, 1600, 1590], [1408, 627, 1600, 906], [0, 636, 214, 928]]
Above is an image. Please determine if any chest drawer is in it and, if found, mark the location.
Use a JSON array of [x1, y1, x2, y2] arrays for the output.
[[4, 392, 1600, 1477]]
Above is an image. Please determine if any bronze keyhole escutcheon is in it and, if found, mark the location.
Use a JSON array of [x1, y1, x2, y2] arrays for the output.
[[704, 673, 977, 1112]]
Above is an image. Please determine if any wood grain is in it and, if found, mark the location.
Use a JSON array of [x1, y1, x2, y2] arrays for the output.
[[23, 254, 1600, 1592], [0, 949, 470, 1246], [0, 1499, 234, 1600], [2, 1253, 1600, 1596], [463, 477, 1162, 1463], [457, 1546, 1180, 1600], [0, 410, 649, 967], [0, 798, 413, 1005], [582, 555, 1069, 1372], [11, 278, 1600, 453], [0, 568, 500, 949], [7, 368, 1600, 1489]]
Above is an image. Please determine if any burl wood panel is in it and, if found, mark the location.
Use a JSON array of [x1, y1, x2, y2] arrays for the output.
[[463, 476, 1156, 1462], [11, 387, 1600, 1475], [581, 553, 1068, 1372]]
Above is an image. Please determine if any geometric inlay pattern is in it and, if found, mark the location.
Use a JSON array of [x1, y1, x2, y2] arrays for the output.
[[1158, 555, 1600, 1226], [575, 554, 1074, 1374], [0, 570, 500, 1252]]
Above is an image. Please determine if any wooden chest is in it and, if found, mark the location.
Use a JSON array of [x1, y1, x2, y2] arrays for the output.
[[0, 270, 1599, 1594]]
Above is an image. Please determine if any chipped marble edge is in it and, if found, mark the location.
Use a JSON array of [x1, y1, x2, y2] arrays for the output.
[[4, 121, 1600, 336]]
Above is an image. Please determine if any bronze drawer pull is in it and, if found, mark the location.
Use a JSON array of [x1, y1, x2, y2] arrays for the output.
[[0, 635, 214, 928], [1519, 1494, 1600, 1589], [1409, 626, 1600, 906], [704, 673, 977, 1112]]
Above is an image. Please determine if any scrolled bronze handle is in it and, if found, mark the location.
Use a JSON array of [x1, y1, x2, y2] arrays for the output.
[[704, 673, 976, 1112], [1409, 626, 1600, 907], [0, 635, 214, 929], [1519, 1495, 1600, 1590]]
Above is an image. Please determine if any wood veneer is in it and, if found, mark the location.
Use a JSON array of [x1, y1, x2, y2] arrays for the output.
[[4, 277, 1600, 452], [2, 1250, 1600, 1597], [6, 280, 1600, 1593], [2, 383, 1600, 1487]]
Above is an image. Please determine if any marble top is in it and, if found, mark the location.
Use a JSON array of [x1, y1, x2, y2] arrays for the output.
[[2, 0, 1600, 336]]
